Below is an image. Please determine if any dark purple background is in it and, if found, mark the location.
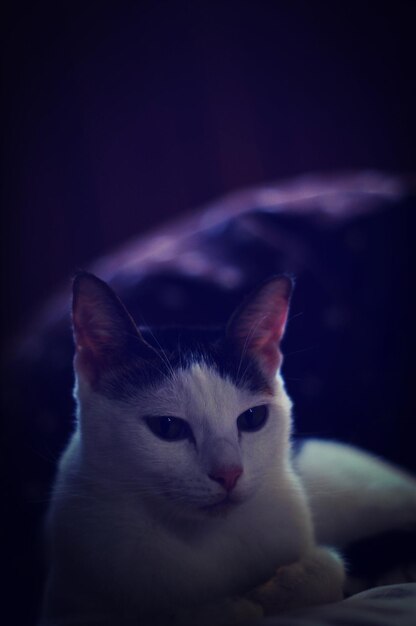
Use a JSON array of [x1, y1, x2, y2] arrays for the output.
[[2, 1, 415, 336]]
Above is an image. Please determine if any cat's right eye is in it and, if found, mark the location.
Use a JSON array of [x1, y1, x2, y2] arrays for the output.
[[237, 405, 268, 433], [145, 416, 192, 442]]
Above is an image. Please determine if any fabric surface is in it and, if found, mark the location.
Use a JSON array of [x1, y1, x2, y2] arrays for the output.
[[258, 584, 416, 626]]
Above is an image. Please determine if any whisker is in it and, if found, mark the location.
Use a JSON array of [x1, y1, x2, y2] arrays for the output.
[[136, 311, 176, 379], [284, 345, 317, 357], [288, 311, 304, 322]]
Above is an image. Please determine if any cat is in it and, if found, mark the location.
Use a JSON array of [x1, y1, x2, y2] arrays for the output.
[[43, 270, 416, 625]]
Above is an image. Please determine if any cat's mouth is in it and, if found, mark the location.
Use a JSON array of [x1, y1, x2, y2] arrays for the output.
[[200, 495, 242, 516]]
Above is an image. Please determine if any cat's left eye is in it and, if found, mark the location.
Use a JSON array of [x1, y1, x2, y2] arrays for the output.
[[237, 405, 268, 433], [145, 416, 192, 442]]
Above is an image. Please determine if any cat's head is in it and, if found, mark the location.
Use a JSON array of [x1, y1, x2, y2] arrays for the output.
[[72, 272, 293, 519]]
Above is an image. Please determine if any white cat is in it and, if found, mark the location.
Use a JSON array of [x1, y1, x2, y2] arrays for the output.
[[41, 272, 415, 625]]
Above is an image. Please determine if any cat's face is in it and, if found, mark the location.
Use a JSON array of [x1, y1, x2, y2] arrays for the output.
[[72, 273, 293, 520]]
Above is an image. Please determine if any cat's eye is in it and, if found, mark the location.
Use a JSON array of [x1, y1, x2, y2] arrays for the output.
[[145, 416, 193, 441], [237, 405, 268, 432]]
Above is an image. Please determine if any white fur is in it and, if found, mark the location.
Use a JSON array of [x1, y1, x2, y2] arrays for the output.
[[42, 365, 321, 624], [296, 439, 416, 546]]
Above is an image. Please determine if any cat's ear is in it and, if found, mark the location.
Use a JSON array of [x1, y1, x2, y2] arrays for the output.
[[72, 272, 154, 383], [226, 276, 293, 378]]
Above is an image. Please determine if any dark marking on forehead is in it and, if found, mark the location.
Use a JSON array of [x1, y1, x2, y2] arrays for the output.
[[95, 326, 273, 400]]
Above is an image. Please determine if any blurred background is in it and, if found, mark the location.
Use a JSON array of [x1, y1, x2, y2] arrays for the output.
[[1, 2, 416, 624], [2, 1, 415, 335]]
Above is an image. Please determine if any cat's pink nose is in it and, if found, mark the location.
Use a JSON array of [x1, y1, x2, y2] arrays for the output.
[[209, 466, 243, 492]]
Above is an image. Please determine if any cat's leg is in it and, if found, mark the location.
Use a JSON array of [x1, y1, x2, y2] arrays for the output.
[[246, 545, 345, 614], [295, 439, 416, 547], [171, 547, 344, 624]]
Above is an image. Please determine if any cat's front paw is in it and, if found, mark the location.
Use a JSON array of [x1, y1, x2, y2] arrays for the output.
[[247, 546, 345, 615]]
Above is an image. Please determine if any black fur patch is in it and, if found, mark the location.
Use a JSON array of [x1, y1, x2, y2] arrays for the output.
[[96, 325, 273, 400]]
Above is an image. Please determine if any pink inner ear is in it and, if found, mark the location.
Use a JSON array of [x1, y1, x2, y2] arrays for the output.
[[72, 293, 126, 385], [72, 310, 108, 384], [73, 308, 103, 355], [248, 306, 288, 375], [228, 276, 292, 378], [72, 272, 146, 385], [74, 325, 107, 356], [259, 344, 280, 375], [73, 345, 100, 385]]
